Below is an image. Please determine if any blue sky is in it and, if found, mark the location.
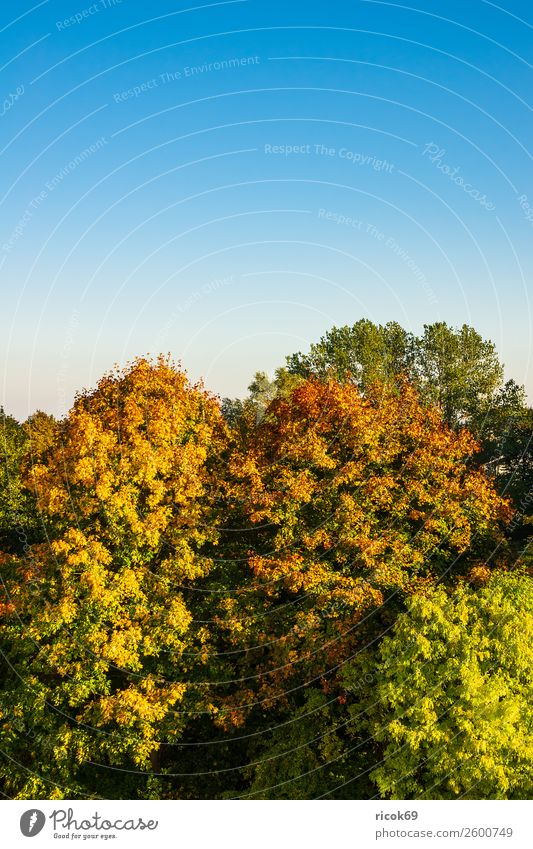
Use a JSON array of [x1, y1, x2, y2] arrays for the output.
[[1, 0, 532, 419]]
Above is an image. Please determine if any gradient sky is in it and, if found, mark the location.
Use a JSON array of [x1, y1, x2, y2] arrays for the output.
[[1, 0, 532, 420]]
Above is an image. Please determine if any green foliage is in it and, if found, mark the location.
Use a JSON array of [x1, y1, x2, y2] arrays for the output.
[[0, 408, 27, 553], [222, 368, 303, 427], [474, 382, 533, 522], [286, 319, 414, 390], [0, 408, 56, 554], [416, 323, 504, 427], [244, 691, 367, 800], [287, 320, 506, 429], [344, 572, 533, 799]]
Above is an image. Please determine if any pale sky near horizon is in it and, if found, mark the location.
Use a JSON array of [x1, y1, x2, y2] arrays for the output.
[[1, 0, 532, 420]]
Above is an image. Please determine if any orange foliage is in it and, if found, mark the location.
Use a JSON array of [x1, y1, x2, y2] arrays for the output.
[[221, 379, 510, 714]]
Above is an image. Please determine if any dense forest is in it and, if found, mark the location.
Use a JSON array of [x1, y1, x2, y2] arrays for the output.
[[1, 320, 532, 800]]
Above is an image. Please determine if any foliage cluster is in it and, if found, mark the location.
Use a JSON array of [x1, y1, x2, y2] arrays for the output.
[[1, 322, 531, 800]]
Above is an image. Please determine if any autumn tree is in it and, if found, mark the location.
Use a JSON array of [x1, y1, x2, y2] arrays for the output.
[[22, 410, 58, 459], [0, 358, 227, 798], [344, 571, 533, 799], [0, 360, 522, 801], [219, 378, 510, 731], [284, 320, 532, 540]]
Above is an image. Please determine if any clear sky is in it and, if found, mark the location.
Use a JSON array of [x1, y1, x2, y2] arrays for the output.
[[1, 0, 532, 420]]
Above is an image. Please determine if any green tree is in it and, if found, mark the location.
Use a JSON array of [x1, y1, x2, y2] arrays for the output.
[[0, 407, 27, 553], [473, 382, 533, 530], [0, 408, 56, 555], [244, 690, 366, 799], [222, 368, 302, 426], [416, 323, 504, 427], [286, 320, 508, 430], [286, 319, 415, 389], [22, 410, 58, 460], [344, 572, 533, 799]]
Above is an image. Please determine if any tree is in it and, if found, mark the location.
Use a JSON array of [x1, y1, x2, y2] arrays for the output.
[[286, 319, 414, 389], [22, 410, 58, 459], [473, 381, 533, 534], [416, 323, 504, 427], [219, 378, 510, 724], [222, 368, 302, 427], [344, 571, 533, 799], [0, 407, 28, 554], [243, 689, 363, 799], [0, 358, 226, 798], [286, 320, 507, 430], [0, 360, 521, 801], [0, 408, 56, 555]]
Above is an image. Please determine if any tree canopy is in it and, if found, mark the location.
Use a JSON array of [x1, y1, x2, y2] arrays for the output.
[[0, 358, 226, 798], [0, 339, 531, 800], [285, 320, 506, 428], [344, 572, 533, 799]]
